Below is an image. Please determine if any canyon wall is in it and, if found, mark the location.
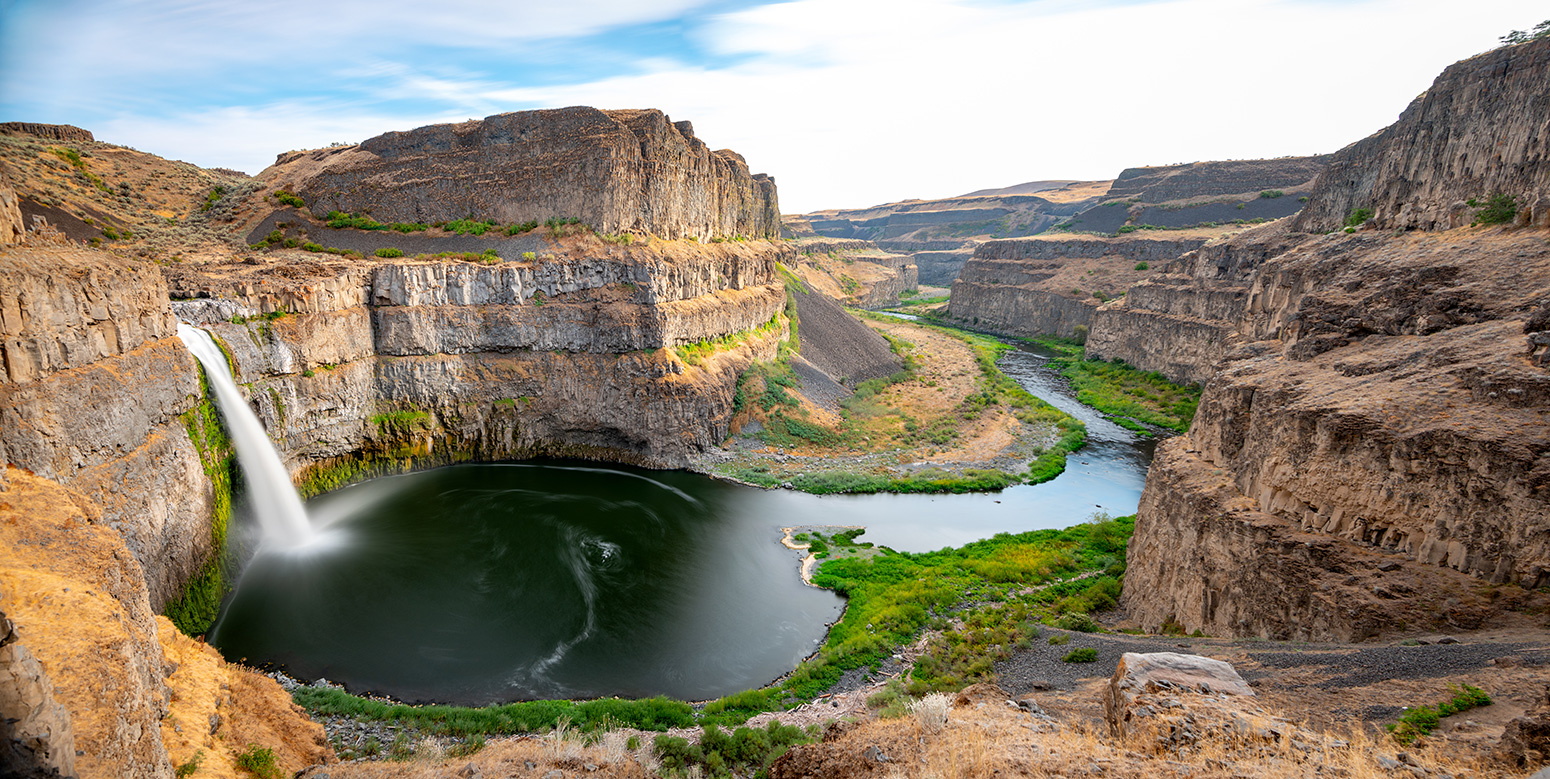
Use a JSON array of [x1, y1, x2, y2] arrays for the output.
[[1294, 38, 1550, 233], [1107, 155, 1330, 202], [947, 235, 1207, 339], [268, 108, 780, 241], [788, 237, 918, 308], [1122, 38, 1550, 640], [0, 248, 211, 609]]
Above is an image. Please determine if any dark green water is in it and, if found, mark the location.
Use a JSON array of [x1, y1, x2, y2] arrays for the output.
[[211, 344, 1155, 704], [211, 463, 846, 705]]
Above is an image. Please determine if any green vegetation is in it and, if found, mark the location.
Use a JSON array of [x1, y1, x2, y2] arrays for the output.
[[273, 190, 305, 208], [371, 409, 432, 436], [674, 314, 784, 367], [441, 218, 498, 236], [1134, 262, 1148, 271], [234, 744, 282, 779], [1030, 336, 1200, 434], [164, 370, 236, 636], [174, 750, 203, 778], [1344, 207, 1374, 228], [1387, 685, 1492, 744], [293, 686, 694, 736], [504, 220, 539, 236], [1470, 193, 1519, 226], [1048, 633, 1070, 646], [201, 186, 227, 213], [1500, 19, 1550, 44], [1259, 190, 1284, 199], [300, 241, 363, 258], [323, 211, 429, 233], [1062, 647, 1099, 663], [654, 722, 815, 777], [374, 247, 404, 258]]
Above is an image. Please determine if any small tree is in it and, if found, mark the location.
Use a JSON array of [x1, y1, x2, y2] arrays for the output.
[[1500, 20, 1550, 45]]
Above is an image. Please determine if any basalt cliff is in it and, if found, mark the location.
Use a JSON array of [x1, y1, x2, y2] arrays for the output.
[[0, 111, 793, 778], [1104, 39, 1550, 640]]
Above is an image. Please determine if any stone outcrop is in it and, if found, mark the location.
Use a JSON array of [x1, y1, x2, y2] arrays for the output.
[[0, 123, 94, 143], [1107, 156, 1330, 203], [789, 237, 917, 308], [0, 163, 22, 246], [1293, 37, 1550, 233], [1499, 683, 1550, 769], [947, 235, 1207, 339], [0, 248, 209, 609], [0, 612, 75, 779], [1102, 652, 1252, 737], [267, 108, 779, 241]]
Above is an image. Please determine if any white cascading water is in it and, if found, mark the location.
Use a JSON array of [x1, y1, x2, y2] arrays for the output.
[[178, 323, 314, 546]]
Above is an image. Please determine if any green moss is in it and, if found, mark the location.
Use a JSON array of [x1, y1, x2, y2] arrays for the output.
[[164, 367, 237, 636]]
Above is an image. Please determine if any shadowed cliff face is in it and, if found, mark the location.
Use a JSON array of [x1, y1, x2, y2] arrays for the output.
[[266, 107, 780, 241], [1293, 36, 1550, 233]]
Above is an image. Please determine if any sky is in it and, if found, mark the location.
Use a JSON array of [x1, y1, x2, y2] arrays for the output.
[[0, 0, 1543, 213]]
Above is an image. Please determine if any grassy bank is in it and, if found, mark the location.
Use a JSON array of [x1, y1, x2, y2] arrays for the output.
[[289, 515, 1134, 734], [1029, 337, 1200, 434]]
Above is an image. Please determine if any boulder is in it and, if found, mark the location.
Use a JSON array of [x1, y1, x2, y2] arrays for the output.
[[1102, 652, 1253, 736], [1498, 684, 1550, 769]]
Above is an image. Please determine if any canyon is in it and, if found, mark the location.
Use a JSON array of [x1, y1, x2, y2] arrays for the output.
[[0, 30, 1547, 779]]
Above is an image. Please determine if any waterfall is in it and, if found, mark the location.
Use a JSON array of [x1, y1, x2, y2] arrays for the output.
[[177, 323, 314, 546]]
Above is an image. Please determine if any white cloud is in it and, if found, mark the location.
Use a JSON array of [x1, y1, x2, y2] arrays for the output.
[[18, 0, 1547, 212]]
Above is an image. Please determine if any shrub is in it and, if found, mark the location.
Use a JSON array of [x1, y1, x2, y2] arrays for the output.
[[1499, 19, 1550, 45], [1062, 647, 1099, 663], [504, 220, 539, 236], [374, 247, 404, 258], [1259, 190, 1284, 199], [273, 190, 305, 208], [1344, 207, 1374, 228], [234, 744, 282, 779], [910, 693, 951, 733], [1134, 262, 1148, 271], [174, 751, 203, 778], [1048, 633, 1070, 645], [1472, 193, 1519, 226], [1388, 684, 1492, 744], [1055, 612, 1098, 632]]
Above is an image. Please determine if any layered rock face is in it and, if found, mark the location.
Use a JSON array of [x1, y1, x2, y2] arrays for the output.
[[0, 123, 94, 143], [912, 248, 974, 286], [1085, 223, 1311, 384], [170, 239, 791, 473], [0, 248, 209, 609], [948, 235, 1207, 339], [788, 237, 918, 308], [0, 163, 22, 245], [1122, 42, 1550, 638], [1294, 37, 1550, 232], [269, 108, 780, 241], [1106, 156, 1330, 202]]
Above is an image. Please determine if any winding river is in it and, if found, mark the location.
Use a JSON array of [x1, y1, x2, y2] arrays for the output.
[[209, 340, 1156, 705]]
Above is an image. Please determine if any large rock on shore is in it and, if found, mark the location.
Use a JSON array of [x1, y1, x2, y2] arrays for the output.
[[265, 107, 780, 241]]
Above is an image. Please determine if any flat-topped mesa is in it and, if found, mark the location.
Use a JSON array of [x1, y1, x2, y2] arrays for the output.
[[1107, 155, 1330, 203], [1293, 36, 1550, 232], [267, 107, 780, 241]]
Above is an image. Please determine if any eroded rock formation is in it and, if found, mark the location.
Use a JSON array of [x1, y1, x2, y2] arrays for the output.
[[948, 235, 1207, 339], [1120, 37, 1550, 640], [266, 108, 779, 241], [1107, 156, 1330, 203]]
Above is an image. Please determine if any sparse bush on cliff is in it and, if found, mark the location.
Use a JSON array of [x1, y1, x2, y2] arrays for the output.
[[1469, 193, 1519, 225], [374, 247, 404, 258], [442, 217, 498, 236], [1259, 190, 1284, 199], [273, 189, 305, 208], [234, 744, 282, 779], [1499, 19, 1550, 45], [504, 220, 539, 236], [1344, 207, 1374, 228], [1134, 262, 1148, 271]]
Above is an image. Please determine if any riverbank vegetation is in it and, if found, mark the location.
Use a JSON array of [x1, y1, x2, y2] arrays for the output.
[[1029, 336, 1200, 433], [711, 301, 1086, 494]]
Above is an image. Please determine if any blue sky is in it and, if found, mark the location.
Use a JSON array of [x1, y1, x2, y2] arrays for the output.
[[0, 0, 1543, 212]]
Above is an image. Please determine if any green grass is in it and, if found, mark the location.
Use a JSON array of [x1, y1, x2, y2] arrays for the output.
[[371, 409, 432, 436], [293, 687, 694, 736], [1028, 336, 1200, 433], [1387, 685, 1491, 744]]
